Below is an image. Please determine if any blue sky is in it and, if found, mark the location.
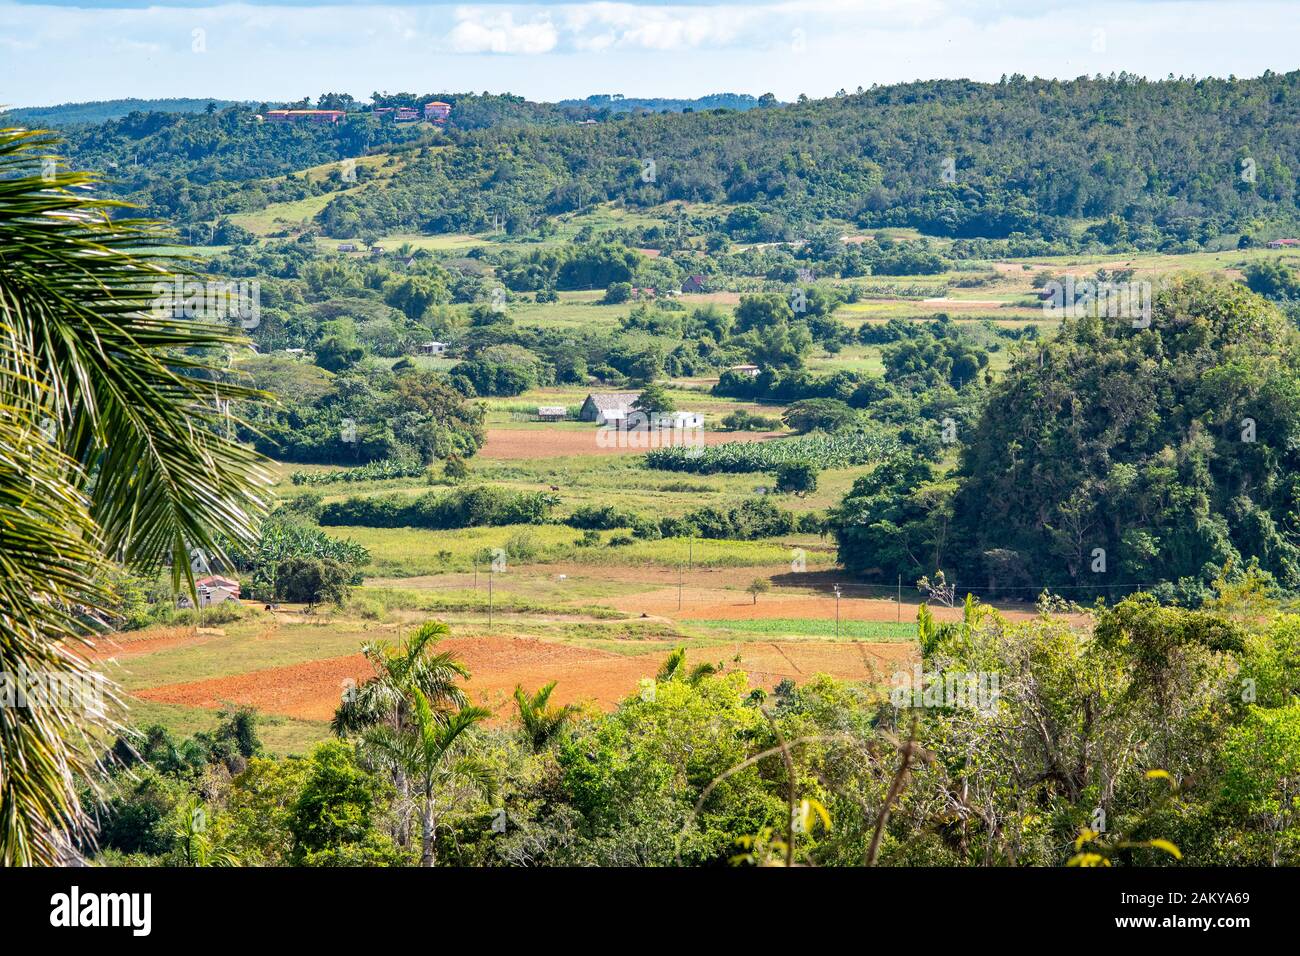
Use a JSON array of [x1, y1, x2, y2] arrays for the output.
[[3, 0, 1298, 107]]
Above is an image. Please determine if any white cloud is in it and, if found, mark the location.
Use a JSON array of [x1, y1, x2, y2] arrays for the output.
[[561, 3, 757, 52], [447, 10, 558, 54], [0, 1, 1297, 106]]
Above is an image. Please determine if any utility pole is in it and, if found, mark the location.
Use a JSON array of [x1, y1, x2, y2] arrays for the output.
[[897, 574, 901, 623], [688, 536, 694, 570], [678, 564, 684, 611], [834, 585, 842, 640], [488, 572, 494, 629]]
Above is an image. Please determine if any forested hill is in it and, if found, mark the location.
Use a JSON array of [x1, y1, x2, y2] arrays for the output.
[[21, 72, 1300, 248], [557, 93, 773, 113], [29, 92, 571, 228], [319, 73, 1300, 245], [2, 98, 245, 125]]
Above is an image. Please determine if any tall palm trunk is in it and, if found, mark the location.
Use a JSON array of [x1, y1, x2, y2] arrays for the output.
[[419, 785, 437, 867], [394, 771, 412, 848]]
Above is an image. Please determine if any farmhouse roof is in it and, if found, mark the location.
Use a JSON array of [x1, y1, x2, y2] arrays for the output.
[[584, 391, 639, 412], [197, 575, 239, 590]]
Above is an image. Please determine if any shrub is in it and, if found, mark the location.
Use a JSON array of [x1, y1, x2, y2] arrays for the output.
[[276, 556, 353, 607], [443, 454, 469, 483], [504, 530, 542, 563], [721, 409, 782, 431], [567, 504, 638, 530], [775, 460, 820, 495], [603, 281, 632, 304]]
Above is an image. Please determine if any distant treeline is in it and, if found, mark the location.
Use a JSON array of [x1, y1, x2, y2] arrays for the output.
[[567, 498, 823, 540], [3, 98, 245, 125], [557, 93, 775, 114]]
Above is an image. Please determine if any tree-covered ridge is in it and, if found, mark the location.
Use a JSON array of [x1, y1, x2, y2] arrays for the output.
[[318, 73, 1300, 244], [38, 91, 601, 232], [2, 98, 247, 125], [29, 72, 1300, 250], [557, 93, 775, 113], [834, 278, 1300, 601], [49, 107, 430, 228]]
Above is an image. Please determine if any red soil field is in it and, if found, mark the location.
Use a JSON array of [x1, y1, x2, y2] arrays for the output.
[[133, 634, 914, 722], [86, 625, 231, 661]]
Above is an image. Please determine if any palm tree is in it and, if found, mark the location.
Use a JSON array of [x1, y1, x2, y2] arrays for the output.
[[170, 797, 240, 867], [363, 692, 494, 866], [0, 127, 270, 865], [654, 646, 717, 686], [331, 621, 468, 737], [513, 682, 577, 752], [656, 646, 688, 682], [331, 620, 469, 847]]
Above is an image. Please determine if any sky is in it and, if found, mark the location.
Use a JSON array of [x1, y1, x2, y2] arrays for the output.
[[2, 0, 1299, 108]]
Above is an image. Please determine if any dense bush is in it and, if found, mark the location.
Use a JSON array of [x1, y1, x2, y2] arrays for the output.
[[320, 485, 558, 529], [833, 279, 1300, 596], [774, 460, 820, 495], [565, 504, 640, 530], [655, 497, 818, 540], [720, 409, 782, 431]]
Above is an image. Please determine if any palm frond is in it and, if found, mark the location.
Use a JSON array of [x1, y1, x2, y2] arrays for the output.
[[656, 646, 688, 683], [513, 681, 578, 751], [0, 127, 272, 589], [0, 126, 270, 864]]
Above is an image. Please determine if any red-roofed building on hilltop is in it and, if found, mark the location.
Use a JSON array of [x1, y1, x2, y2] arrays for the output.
[[424, 101, 452, 122]]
